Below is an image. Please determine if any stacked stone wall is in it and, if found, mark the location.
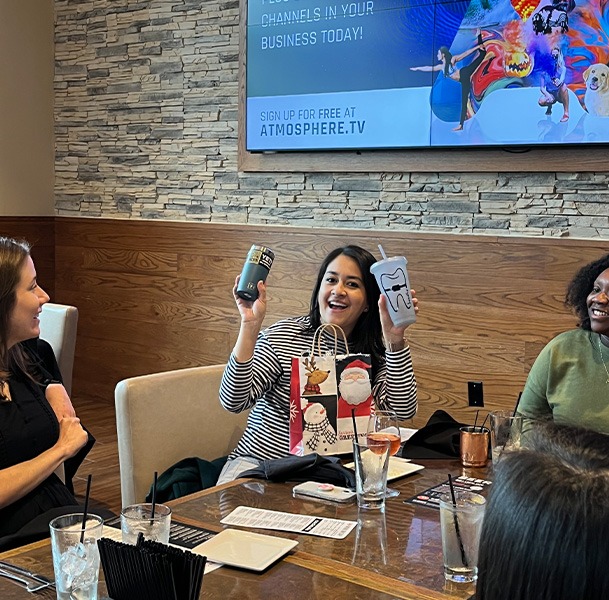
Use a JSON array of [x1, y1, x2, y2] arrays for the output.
[[54, 0, 609, 238]]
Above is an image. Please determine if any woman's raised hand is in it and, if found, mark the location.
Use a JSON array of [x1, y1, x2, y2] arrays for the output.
[[232, 276, 268, 362], [56, 417, 88, 458], [233, 276, 267, 325], [378, 290, 418, 347]]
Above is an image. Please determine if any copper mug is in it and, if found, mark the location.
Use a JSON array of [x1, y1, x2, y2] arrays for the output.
[[459, 426, 489, 468]]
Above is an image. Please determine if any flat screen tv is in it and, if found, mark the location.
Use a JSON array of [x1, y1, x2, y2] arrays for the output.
[[245, 0, 609, 151]]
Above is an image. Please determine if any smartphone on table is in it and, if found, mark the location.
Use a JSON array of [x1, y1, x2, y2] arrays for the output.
[[292, 481, 356, 503]]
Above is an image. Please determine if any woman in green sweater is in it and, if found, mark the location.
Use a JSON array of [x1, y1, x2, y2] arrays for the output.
[[518, 254, 609, 434]]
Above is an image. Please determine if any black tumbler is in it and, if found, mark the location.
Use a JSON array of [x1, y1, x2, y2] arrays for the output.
[[236, 245, 275, 301]]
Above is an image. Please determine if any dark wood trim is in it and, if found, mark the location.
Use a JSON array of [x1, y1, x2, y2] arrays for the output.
[[0, 217, 56, 298]]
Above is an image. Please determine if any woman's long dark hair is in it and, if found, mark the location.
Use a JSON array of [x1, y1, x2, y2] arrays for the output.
[[307, 245, 384, 374], [564, 253, 609, 330], [0, 237, 32, 396], [439, 46, 452, 76], [476, 423, 609, 600]]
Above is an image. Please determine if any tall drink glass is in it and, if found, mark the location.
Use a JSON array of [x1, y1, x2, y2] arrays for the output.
[[366, 409, 401, 497], [353, 438, 391, 510], [439, 491, 486, 583], [50, 513, 104, 600], [490, 411, 523, 464]]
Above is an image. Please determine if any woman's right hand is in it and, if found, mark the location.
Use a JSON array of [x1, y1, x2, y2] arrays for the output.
[[233, 276, 267, 327], [56, 417, 88, 458], [232, 276, 268, 362]]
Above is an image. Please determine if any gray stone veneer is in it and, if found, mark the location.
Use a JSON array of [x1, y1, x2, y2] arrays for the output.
[[54, 1, 609, 238]]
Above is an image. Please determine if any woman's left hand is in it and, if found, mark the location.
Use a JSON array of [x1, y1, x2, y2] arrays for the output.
[[45, 383, 76, 421], [378, 290, 418, 347]]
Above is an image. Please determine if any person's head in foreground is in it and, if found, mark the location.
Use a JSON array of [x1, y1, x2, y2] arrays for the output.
[[476, 422, 609, 600]]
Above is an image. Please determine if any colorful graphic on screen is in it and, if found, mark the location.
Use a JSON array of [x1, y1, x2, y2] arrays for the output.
[[245, 0, 609, 150]]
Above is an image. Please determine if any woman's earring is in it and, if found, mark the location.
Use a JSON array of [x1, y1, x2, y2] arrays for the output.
[[364, 306, 369, 312]]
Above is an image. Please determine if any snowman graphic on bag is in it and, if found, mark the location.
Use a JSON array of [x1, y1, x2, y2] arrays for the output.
[[301, 401, 338, 453]]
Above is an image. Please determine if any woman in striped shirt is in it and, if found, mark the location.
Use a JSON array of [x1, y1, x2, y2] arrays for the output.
[[217, 245, 418, 484]]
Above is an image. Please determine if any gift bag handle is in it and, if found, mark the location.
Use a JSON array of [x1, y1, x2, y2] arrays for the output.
[[311, 323, 350, 358]]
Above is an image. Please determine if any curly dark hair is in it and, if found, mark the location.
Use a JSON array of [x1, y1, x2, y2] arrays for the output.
[[564, 254, 609, 330]]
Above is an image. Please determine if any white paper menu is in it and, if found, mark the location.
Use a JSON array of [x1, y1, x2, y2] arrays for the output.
[[220, 506, 356, 539]]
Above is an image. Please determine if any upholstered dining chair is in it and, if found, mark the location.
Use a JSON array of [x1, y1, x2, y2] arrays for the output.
[[115, 364, 249, 508], [38, 302, 79, 397], [38, 302, 79, 484]]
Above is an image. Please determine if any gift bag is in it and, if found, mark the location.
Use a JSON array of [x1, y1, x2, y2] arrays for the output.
[[289, 324, 373, 455]]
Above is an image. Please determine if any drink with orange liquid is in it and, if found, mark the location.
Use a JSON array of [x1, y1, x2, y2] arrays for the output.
[[366, 431, 401, 456], [366, 410, 401, 498]]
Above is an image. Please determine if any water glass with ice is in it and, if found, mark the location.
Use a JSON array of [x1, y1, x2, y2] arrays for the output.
[[439, 490, 486, 583], [120, 503, 171, 545], [49, 513, 104, 600]]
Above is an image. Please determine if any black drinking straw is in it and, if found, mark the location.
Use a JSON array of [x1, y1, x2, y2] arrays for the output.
[[448, 474, 469, 568], [80, 474, 92, 544], [150, 471, 158, 523], [480, 412, 490, 432], [352, 408, 362, 475], [473, 410, 480, 432], [512, 391, 523, 417]]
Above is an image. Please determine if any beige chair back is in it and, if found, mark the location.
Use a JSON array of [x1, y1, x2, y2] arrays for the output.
[[115, 364, 248, 507], [39, 302, 79, 397]]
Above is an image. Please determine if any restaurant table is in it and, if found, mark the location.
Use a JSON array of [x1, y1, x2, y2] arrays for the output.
[[0, 459, 488, 599]]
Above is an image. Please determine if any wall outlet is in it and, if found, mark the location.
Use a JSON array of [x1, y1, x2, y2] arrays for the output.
[[468, 381, 484, 407]]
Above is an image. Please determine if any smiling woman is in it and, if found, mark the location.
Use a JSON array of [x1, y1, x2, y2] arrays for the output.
[[0, 237, 91, 550], [216, 245, 419, 484], [5, 254, 50, 348], [518, 254, 609, 435]]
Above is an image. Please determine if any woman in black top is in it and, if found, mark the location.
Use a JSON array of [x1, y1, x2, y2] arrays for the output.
[[0, 237, 88, 545]]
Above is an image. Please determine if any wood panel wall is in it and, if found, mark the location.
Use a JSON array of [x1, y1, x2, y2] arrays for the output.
[[44, 217, 604, 427]]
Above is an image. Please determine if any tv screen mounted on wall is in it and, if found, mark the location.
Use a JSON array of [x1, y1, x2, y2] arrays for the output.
[[245, 0, 609, 152]]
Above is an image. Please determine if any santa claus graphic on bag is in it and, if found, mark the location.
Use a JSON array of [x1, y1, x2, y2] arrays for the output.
[[337, 359, 373, 418]]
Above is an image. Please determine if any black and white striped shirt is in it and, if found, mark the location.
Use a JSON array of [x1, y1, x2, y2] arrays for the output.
[[219, 316, 417, 461]]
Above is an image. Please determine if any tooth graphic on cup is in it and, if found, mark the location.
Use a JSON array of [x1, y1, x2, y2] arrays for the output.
[[370, 254, 416, 327], [380, 268, 411, 312]]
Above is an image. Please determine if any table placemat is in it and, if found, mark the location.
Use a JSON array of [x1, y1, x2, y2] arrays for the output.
[[403, 475, 492, 510], [104, 516, 216, 549]]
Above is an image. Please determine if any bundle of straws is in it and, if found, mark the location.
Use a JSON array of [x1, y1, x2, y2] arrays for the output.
[[98, 534, 206, 600]]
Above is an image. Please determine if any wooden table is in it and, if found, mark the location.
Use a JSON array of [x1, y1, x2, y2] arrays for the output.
[[0, 459, 487, 599]]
